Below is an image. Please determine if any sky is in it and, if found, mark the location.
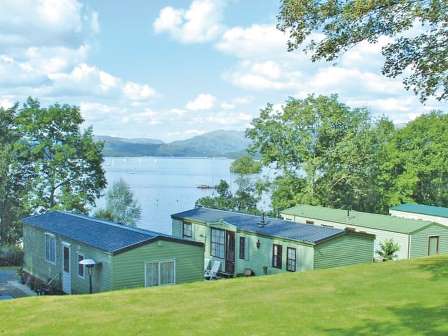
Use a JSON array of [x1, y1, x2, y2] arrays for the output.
[[0, 0, 446, 141]]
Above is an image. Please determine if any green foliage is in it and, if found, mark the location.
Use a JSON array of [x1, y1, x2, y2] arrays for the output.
[[95, 179, 141, 226], [195, 178, 261, 215], [385, 111, 448, 206], [247, 95, 394, 213], [16, 98, 106, 213], [278, 0, 448, 102], [376, 239, 400, 261], [0, 104, 33, 244], [230, 155, 261, 175]]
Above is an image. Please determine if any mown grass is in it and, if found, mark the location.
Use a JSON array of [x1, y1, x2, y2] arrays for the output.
[[1, 256, 448, 336]]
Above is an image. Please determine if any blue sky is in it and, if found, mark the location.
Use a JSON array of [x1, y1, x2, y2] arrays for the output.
[[0, 0, 446, 141]]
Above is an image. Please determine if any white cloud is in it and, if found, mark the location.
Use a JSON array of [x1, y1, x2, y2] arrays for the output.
[[153, 0, 225, 43], [213, 21, 448, 126], [220, 102, 235, 110], [0, 0, 97, 51], [186, 93, 216, 110], [216, 24, 289, 59], [47, 64, 156, 101]]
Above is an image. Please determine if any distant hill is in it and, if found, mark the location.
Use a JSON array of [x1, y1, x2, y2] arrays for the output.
[[96, 130, 251, 158]]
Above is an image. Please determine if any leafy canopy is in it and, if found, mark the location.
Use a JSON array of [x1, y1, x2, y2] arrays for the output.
[[277, 0, 448, 102], [0, 104, 33, 243], [385, 111, 448, 206], [16, 98, 106, 213]]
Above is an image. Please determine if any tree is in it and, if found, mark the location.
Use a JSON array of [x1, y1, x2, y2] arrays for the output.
[[195, 180, 236, 210], [230, 156, 262, 213], [247, 94, 393, 213], [385, 111, 448, 207], [277, 0, 448, 102], [247, 95, 394, 212], [376, 239, 400, 261], [16, 98, 106, 214], [95, 179, 141, 226], [0, 105, 33, 243], [230, 155, 262, 175]]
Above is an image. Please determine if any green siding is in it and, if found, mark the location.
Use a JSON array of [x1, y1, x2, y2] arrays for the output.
[[410, 224, 448, 258], [313, 234, 374, 269], [173, 218, 374, 275], [22, 225, 113, 294], [111, 240, 204, 290]]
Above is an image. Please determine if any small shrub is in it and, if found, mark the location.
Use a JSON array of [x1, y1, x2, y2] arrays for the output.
[[0, 245, 24, 266], [376, 239, 400, 261]]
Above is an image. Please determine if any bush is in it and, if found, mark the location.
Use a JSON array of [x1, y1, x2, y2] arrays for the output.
[[0, 245, 24, 266]]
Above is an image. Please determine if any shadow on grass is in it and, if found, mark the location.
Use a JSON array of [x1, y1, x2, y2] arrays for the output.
[[323, 305, 448, 336], [417, 258, 448, 281]]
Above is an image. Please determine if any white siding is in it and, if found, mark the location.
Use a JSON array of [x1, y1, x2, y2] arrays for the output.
[[390, 210, 448, 227], [282, 214, 410, 260]]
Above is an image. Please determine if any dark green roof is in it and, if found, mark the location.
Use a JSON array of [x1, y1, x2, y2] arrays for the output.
[[281, 205, 435, 234], [390, 203, 448, 219]]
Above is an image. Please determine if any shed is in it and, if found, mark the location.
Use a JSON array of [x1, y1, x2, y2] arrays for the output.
[[281, 204, 448, 260], [22, 211, 204, 294]]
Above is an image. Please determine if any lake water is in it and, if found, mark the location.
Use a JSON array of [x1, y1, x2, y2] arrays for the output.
[[98, 157, 233, 234]]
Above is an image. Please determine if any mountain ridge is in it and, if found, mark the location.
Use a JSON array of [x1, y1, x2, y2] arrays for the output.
[[95, 130, 250, 158]]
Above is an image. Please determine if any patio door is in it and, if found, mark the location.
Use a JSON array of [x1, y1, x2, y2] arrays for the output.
[[62, 242, 71, 294], [428, 236, 440, 256], [225, 231, 235, 274], [145, 260, 176, 287]]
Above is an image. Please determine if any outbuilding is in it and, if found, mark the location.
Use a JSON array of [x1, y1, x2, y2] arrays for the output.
[[171, 207, 375, 277], [281, 204, 448, 260], [390, 203, 448, 227], [22, 211, 204, 294]]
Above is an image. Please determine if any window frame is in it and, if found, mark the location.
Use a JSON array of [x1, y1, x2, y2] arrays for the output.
[[286, 247, 296, 272], [210, 228, 225, 259], [272, 244, 283, 269], [77, 253, 85, 279], [182, 221, 192, 239], [239, 236, 246, 260], [45, 233, 56, 265]]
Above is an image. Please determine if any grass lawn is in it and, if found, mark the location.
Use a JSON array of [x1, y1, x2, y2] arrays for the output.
[[1, 256, 448, 336]]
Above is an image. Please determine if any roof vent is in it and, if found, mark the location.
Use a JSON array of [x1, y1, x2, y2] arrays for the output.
[[258, 212, 268, 227]]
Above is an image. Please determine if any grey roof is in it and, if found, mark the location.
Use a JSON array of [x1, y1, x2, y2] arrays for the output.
[[172, 207, 354, 244], [22, 211, 202, 254]]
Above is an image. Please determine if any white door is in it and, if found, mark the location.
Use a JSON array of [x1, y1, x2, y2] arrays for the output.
[[62, 243, 71, 294]]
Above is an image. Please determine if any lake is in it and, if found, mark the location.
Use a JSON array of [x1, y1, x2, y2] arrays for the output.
[[98, 157, 234, 234]]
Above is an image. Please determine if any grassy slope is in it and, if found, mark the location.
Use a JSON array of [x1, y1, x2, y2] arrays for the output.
[[1, 256, 448, 336]]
